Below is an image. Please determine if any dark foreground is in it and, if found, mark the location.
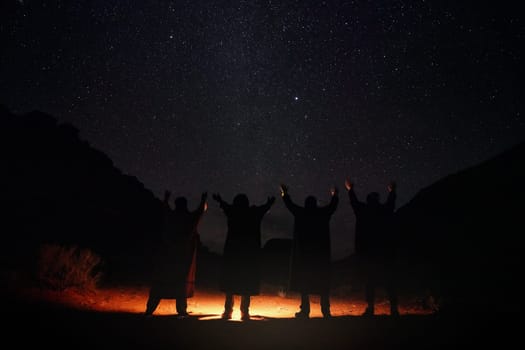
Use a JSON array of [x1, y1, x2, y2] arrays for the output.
[[6, 296, 521, 350]]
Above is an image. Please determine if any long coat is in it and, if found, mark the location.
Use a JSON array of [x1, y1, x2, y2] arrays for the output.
[[348, 189, 396, 259], [150, 199, 206, 299], [283, 194, 338, 294], [219, 199, 274, 295]]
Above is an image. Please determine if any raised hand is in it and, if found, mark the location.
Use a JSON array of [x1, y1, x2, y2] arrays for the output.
[[387, 181, 397, 193], [201, 192, 208, 201], [279, 184, 289, 197], [344, 178, 353, 191], [212, 193, 222, 202]]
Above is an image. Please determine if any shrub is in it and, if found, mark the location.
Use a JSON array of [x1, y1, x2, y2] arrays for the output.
[[37, 244, 103, 291]]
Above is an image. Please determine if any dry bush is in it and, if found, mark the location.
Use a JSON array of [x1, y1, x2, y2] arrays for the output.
[[37, 243, 103, 291]]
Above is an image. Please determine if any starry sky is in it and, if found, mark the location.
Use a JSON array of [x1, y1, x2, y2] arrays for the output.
[[2, 1, 524, 259]]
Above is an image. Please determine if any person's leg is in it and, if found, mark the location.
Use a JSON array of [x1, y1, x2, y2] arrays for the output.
[[176, 297, 188, 316], [385, 271, 399, 316], [363, 262, 376, 316], [240, 295, 251, 320], [145, 289, 160, 316], [295, 293, 310, 318], [222, 293, 234, 319], [320, 292, 331, 318]]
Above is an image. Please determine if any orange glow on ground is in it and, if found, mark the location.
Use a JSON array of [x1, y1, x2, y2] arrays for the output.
[[27, 284, 434, 320]]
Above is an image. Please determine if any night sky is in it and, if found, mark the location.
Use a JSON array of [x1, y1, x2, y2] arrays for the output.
[[2, 1, 524, 259]]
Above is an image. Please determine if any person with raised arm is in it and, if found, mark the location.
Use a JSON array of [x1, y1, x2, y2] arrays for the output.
[[345, 178, 399, 316], [213, 192, 275, 321], [280, 183, 339, 319], [145, 190, 208, 317]]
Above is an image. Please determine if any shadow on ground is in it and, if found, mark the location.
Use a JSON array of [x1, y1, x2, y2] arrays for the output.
[[6, 295, 520, 350]]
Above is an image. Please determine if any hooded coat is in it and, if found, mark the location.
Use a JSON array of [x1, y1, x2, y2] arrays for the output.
[[348, 188, 396, 259], [219, 197, 274, 295], [283, 193, 338, 294], [150, 197, 206, 299]]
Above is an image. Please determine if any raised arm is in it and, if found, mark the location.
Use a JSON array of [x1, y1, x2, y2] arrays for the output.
[[320, 186, 339, 215], [256, 196, 276, 215], [189, 192, 208, 233], [212, 193, 231, 213], [195, 191, 208, 215], [345, 178, 364, 212], [384, 181, 397, 213], [280, 184, 301, 215], [163, 190, 172, 211], [321, 186, 339, 215]]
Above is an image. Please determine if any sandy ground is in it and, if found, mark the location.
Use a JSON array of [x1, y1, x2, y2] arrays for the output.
[[6, 284, 519, 349], [21, 283, 433, 320]]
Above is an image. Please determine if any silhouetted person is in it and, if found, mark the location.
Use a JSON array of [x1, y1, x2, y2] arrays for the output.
[[213, 193, 275, 320], [145, 190, 207, 317], [345, 178, 399, 316], [280, 184, 339, 319]]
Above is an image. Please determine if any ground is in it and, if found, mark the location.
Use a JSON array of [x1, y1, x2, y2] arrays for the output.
[[17, 283, 433, 319], [6, 283, 519, 349]]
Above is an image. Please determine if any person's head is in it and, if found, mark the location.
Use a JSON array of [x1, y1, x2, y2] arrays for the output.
[[233, 193, 249, 208], [174, 196, 188, 210], [304, 196, 317, 209], [366, 192, 380, 205]]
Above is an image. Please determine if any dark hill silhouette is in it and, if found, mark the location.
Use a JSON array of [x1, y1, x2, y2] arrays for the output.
[[393, 140, 525, 313], [0, 105, 283, 290], [3, 104, 523, 311], [1, 106, 166, 284]]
